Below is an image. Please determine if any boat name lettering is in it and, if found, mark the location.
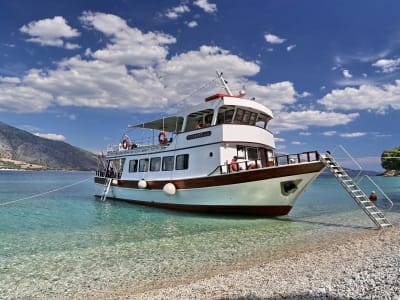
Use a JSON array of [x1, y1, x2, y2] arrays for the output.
[[186, 131, 212, 140]]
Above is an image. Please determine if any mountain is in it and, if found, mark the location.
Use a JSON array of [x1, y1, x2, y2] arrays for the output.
[[0, 121, 98, 171]]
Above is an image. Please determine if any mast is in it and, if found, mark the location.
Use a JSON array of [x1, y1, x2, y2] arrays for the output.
[[216, 71, 233, 96]]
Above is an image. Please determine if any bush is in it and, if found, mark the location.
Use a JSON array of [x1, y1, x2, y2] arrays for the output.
[[381, 147, 400, 171]]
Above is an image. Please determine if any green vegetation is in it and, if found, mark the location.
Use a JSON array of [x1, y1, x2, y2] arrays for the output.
[[381, 147, 400, 171]]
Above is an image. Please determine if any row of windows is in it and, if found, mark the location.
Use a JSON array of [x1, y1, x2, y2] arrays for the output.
[[129, 154, 189, 173]]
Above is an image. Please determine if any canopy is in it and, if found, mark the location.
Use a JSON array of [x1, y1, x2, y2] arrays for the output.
[[128, 116, 184, 133]]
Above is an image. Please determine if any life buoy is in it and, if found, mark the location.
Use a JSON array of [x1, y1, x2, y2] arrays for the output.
[[158, 131, 167, 144], [122, 138, 130, 149]]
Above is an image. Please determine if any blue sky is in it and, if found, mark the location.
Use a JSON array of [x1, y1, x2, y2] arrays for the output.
[[1, 0, 400, 171]]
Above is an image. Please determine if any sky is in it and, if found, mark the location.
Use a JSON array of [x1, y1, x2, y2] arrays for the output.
[[0, 0, 400, 171]]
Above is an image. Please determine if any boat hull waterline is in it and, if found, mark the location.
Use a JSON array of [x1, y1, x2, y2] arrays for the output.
[[94, 161, 324, 216]]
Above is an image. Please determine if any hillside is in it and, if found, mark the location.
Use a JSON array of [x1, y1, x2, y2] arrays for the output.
[[0, 121, 98, 171]]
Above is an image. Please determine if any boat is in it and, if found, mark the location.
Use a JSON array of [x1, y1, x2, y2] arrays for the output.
[[94, 72, 325, 216]]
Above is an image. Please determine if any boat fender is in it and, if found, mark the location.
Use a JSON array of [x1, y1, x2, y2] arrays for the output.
[[163, 183, 176, 196], [138, 180, 147, 189], [112, 179, 118, 185]]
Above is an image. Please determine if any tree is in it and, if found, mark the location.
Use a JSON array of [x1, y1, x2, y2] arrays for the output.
[[381, 147, 400, 171]]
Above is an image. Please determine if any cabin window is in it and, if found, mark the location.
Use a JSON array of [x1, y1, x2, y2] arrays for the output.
[[139, 158, 149, 172], [150, 157, 161, 171], [185, 109, 214, 131], [247, 147, 259, 161], [234, 109, 244, 123], [249, 112, 257, 125], [129, 160, 138, 172], [217, 105, 235, 124], [176, 154, 189, 170], [162, 156, 174, 171], [236, 145, 246, 159], [256, 113, 272, 129]]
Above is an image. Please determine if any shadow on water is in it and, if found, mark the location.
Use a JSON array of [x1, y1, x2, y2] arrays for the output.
[[275, 216, 372, 230], [224, 294, 349, 300]]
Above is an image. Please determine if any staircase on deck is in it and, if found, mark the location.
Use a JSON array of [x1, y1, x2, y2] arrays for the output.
[[320, 148, 392, 230]]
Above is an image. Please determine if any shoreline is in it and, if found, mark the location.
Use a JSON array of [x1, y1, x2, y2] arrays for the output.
[[77, 225, 399, 299]]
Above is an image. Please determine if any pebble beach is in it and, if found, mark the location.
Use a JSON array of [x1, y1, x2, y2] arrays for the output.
[[83, 225, 399, 300]]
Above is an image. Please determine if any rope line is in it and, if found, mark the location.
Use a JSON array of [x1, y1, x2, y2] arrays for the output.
[[0, 176, 93, 206]]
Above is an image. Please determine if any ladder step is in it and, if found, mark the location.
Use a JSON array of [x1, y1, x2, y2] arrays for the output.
[[321, 152, 392, 230]]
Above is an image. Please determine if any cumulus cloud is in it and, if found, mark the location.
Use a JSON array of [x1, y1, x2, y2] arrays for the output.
[[342, 69, 353, 78], [79, 11, 176, 66], [264, 33, 286, 44], [194, 0, 217, 13], [318, 80, 400, 113], [372, 58, 400, 73], [0, 83, 53, 112], [34, 133, 66, 141], [20, 16, 80, 49], [165, 5, 190, 19], [4, 11, 365, 138], [186, 20, 198, 28], [271, 110, 359, 132]]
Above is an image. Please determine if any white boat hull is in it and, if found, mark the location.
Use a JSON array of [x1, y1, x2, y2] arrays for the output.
[[94, 162, 324, 216]]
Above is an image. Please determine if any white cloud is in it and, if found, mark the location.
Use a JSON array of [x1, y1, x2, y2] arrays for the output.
[[339, 132, 367, 138], [79, 11, 176, 66], [0, 76, 21, 84], [286, 44, 296, 51], [5, 11, 365, 140], [186, 20, 198, 28], [372, 58, 400, 73], [299, 132, 311, 136], [342, 69, 353, 78], [20, 16, 80, 49], [194, 0, 217, 13], [264, 33, 286, 44], [318, 80, 400, 113], [323, 131, 337, 136], [34, 133, 66, 141], [272, 110, 359, 132], [0, 83, 53, 112], [165, 5, 190, 19], [244, 81, 296, 112]]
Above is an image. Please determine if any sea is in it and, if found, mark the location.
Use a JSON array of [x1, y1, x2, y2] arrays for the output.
[[0, 170, 399, 298]]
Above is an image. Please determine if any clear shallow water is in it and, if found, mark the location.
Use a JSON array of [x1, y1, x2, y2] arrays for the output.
[[0, 171, 399, 298]]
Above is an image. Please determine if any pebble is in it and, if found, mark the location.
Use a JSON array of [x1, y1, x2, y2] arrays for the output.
[[121, 226, 400, 300]]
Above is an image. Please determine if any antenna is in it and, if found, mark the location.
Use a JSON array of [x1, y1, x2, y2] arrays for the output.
[[216, 70, 233, 96]]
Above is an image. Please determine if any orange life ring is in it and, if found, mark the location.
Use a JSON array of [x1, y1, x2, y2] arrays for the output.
[[158, 131, 167, 144], [122, 138, 130, 149]]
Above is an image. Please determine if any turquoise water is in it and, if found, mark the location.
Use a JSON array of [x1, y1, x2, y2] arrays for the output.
[[0, 171, 399, 298]]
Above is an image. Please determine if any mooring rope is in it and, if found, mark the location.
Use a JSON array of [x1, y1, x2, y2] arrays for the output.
[[0, 176, 93, 206]]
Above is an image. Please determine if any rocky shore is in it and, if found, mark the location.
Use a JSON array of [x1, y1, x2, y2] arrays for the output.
[[98, 226, 400, 300]]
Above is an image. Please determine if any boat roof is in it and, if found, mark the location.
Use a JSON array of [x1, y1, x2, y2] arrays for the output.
[[128, 94, 273, 132], [128, 116, 182, 133]]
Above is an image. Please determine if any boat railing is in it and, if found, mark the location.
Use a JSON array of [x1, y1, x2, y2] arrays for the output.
[[209, 151, 321, 175]]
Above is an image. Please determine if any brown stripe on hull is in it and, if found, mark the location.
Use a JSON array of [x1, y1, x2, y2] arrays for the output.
[[95, 196, 292, 216], [95, 161, 324, 190]]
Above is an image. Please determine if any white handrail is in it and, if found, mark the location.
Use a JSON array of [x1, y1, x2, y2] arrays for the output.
[[332, 144, 363, 181], [358, 174, 394, 213]]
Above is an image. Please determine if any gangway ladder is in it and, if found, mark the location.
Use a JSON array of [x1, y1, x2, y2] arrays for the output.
[[321, 152, 392, 229], [101, 178, 112, 201]]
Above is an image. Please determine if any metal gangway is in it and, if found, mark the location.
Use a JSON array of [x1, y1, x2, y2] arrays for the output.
[[101, 178, 112, 201], [320, 146, 393, 230]]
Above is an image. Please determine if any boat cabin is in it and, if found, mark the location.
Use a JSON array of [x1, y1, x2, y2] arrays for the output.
[[98, 93, 317, 181]]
